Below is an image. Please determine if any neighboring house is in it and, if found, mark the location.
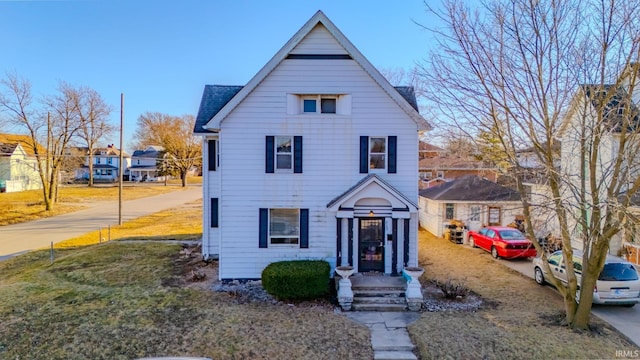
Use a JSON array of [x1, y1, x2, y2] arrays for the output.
[[0, 133, 43, 193], [418, 175, 523, 237], [77, 144, 131, 182], [559, 63, 640, 255], [418, 154, 499, 189], [193, 11, 431, 280], [130, 145, 166, 182], [419, 141, 446, 160]]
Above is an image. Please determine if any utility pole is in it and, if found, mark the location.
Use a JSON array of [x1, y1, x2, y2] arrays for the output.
[[118, 93, 124, 225]]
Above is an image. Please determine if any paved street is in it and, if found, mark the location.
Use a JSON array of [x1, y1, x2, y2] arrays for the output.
[[0, 186, 202, 261]]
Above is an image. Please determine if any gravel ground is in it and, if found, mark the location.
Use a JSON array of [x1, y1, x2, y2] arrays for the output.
[[212, 275, 484, 312]]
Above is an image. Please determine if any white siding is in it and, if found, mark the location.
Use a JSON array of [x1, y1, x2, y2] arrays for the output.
[[289, 24, 347, 55], [203, 20, 424, 279], [419, 198, 523, 237]]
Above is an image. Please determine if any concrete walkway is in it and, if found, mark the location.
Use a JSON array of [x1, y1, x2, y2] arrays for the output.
[[0, 186, 202, 261], [345, 312, 421, 360]]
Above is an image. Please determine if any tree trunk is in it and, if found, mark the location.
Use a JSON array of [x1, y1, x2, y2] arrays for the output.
[[181, 171, 187, 187]]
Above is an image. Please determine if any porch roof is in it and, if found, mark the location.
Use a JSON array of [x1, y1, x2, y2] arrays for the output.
[[327, 174, 418, 211]]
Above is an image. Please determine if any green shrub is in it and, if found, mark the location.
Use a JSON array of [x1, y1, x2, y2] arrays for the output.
[[261, 260, 330, 300]]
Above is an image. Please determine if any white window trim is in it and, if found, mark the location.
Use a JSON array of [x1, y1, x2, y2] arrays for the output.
[[445, 203, 455, 220], [269, 208, 300, 246], [301, 95, 337, 114], [369, 136, 387, 173], [275, 136, 293, 173], [287, 94, 351, 115], [469, 205, 481, 222]]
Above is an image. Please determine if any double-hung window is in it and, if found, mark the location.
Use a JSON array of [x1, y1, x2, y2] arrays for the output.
[[359, 136, 397, 174], [259, 208, 309, 248], [266, 136, 302, 173], [369, 137, 386, 170], [445, 203, 455, 220], [276, 136, 292, 171], [269, 209, 300, 245]]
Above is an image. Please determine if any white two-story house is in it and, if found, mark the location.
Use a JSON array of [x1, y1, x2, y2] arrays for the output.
[[559, 64, 640, 255], [77, 144, 131, 182], [193, 11, 431, 280], [130, 145, 165, 182]]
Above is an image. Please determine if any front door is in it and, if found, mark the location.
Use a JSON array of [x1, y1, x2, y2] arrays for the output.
[[359, 218, 385, 272]]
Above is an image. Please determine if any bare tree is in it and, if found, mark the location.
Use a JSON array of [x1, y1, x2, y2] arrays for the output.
[[422, 0, 640, 329], [133, 112, 201, 187], [0, 75, 83, 210], [71, 86, 114, 186]]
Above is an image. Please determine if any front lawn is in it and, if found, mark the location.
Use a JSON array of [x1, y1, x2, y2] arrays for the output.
[[0, 242, 371, 359], [411, 228, 638, 359]]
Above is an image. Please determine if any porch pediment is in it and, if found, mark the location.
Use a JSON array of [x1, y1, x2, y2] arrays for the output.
[[327, 174, 418, 214]]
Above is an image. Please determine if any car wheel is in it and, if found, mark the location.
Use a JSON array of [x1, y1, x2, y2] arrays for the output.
[[469, 236, 476, 248], [534, 267, 545, 285], [491, 246, 499, 259]]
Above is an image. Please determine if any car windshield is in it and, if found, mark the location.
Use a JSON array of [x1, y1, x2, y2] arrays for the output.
[[498, 229, 525, 240], [598, 263, 639, 281]]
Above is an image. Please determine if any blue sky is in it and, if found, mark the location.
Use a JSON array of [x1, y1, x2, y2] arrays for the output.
[[0, 0, 439, 151]]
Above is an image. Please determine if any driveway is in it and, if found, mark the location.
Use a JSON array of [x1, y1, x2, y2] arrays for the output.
[[481, 249, 640, 347], [0, 186, 202, 261]]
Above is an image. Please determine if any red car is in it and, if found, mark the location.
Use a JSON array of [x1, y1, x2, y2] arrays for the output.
[[467, 226, 537, 259]]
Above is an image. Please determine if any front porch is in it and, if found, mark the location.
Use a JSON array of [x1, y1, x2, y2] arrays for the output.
[[327, 174, 421, 276], [335, 267, 424, 311]]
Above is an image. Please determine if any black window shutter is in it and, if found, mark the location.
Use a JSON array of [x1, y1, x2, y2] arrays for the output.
[[359, 136, 368, 173], [294, 136, 303, 173], [208, 140, 216, 171], [265, 136, 274, 173], [259, 208, 268, 248], [388, 136, 397, 173], [300, 209, 309, 248], [210, 198, 219, 228]]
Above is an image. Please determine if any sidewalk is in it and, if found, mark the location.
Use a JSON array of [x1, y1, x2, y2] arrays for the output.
[[0, 186, 202, 261], [345, 312, 421, 360]]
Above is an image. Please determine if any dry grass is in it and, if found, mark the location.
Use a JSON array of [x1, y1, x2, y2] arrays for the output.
[[0, 199, 371, 359], [411, 228, 638, 359], [54, 200, 203, 248], [0, 184, 182, 226], [0, 244, 371, 360]]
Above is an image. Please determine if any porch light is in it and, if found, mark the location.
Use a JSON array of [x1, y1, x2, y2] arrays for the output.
[[369, 210, 374, 217]]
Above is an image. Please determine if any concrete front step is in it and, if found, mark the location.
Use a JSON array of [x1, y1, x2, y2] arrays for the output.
[[353, 296, 406, 305], [374, 350, 418, 360], [351, 303, 408, 311], [352, 289, 406, 296]]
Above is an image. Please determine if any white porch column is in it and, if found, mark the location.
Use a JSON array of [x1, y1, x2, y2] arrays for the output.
[[340, 218, 349, 266], [352, 218, 359, 273]]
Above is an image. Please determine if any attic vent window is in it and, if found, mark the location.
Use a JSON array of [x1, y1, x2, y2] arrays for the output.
[[302, 95, 337, 114], [287, 94, 351, 115]]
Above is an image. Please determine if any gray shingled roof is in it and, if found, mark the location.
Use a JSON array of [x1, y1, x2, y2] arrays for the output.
[[583, 84, 640, 132], [193, 85, 420, 133], [0, 142, 18, 156], [419, 175, 521, 201], [393, 86, 419, 112], [193, 85, 244, 133]]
